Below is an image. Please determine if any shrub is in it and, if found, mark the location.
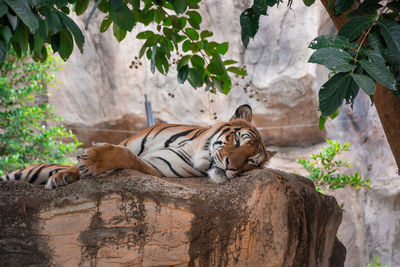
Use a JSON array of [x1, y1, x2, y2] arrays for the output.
[[0, 48, 80, 176], [297, 139, 370, 190]]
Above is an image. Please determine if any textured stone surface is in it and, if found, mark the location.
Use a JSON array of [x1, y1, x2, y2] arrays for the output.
[[0, 169, 345, 267]]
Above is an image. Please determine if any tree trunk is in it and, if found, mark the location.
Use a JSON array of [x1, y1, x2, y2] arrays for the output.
[[320, 0, 400, 170]]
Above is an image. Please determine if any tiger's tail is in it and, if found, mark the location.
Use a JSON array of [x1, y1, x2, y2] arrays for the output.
[[0, 163, 72, 185]]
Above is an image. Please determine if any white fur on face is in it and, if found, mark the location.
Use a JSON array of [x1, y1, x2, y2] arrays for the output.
[[207, 168, 227, 184]]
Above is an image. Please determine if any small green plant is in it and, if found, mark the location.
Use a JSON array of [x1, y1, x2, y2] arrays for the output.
[[367, 256, 390, 267], [297, 139, 370, 190], [0, 47, 81, 176]]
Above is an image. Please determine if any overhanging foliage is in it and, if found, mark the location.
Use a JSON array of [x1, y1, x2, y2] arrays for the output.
[[240, 0, 400, 129], [0, 0, 246, 95]]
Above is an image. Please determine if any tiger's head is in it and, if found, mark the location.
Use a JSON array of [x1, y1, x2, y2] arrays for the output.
[[206, 105, 276, 184]]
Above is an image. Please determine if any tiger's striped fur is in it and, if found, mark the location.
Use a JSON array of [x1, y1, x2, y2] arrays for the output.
[[0, 163, 79, 186], [1, 105, 274, 189]]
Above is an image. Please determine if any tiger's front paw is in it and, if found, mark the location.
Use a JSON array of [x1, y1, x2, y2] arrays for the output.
[[77, 145, 116, 178], [45, 170, 80, 189]]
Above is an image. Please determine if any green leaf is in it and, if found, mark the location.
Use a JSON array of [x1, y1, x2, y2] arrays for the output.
[[309, 35, 356, 50], [319, 116, 327, 130], [139, 43, 147, 58], [318, 72, 355, 116], [137, 31, 154, 39], [100, 17, 112, 32], [4, 0, 39, 33], [187, 10, 201, 29], [368, 32, 384, 55], [50, 32, 60, 52], [216, 42, 228, 55], [200, 30, 213, 39], [240, 8, 260, 48], [207, 55, 225, 75], [7, 13, 17, 30], [44, 7, 62, 34], [58, 11, 85, 53], [0, 0, 8, 17], [112, 23, 127, 42], [109, 0, 135, 31], [187, 67, 204, 88], [347, 1, 381, 17], [34, 13, 48, 42], [223, 59, 238, 65], [12, 22, 28, 56], [0, 40, 7, 62], [97, 0, 109, 13], [172, 0, 187, 14], [0, 25, 12, 44], [378, 18, 400, 61], [212, 76, 222, 92], [191, 54, 204, 69], [330, 109, 339, 119], [55, 0, 69, 8], [338, 16, 375, 41], [188, 17, 199, 30], [220, 74, 231, 94], [334, 0, 354, 16], [58, 28, 74, 60], [129, 0, 140, 11], [182, 39, 191, 52], [178, 54, 191, 69], [303, 0, 315, 7], [32, 44, 48, 62], [75, 0, 89, 15], [227, 66, 247, 76], [359, 59, 396, 90], [185, 28, 199, 40], [253, 0, 268, 15], [154, 47, 168, 74], [351, 73, 376, 95], [177, 64, 189, 83], [154, 8, 164, 24], [308, 47, 353, 72]]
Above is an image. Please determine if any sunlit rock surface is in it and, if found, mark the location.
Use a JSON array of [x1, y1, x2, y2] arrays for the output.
[[0, 169, 345, 266]]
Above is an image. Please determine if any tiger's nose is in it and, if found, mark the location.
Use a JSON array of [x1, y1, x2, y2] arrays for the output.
[[225, 157, 232, 169]]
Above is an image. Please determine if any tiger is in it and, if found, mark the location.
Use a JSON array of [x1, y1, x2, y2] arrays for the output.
[[0, 105, 276, 189]]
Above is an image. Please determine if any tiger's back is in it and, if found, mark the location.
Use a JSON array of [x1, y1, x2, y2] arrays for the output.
[[0, 105, 274, 188]]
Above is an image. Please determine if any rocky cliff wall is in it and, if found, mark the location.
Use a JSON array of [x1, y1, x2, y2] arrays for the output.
[[0, 169, 345, 267]]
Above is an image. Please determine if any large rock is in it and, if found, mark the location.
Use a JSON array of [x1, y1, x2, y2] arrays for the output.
[[0, 169, 345, 266], [49, 0, 327, 147]]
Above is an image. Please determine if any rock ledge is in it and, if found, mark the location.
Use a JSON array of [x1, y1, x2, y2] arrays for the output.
[[0, 169, 345, 267]]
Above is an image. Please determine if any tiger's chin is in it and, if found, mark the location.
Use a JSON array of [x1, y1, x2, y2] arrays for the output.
[[207, 167, 229, 184]]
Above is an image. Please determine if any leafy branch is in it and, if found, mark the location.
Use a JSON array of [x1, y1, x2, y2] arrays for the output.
[[0, 0, 248, 95], [159, 6, 208, 64], [297, 140, 370, 190], [240, 0, 400, 129], [352, 4, 388, 70]]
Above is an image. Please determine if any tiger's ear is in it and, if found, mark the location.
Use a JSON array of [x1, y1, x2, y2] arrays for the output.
[[230, 104, 252, 122], [267, 150, 277, 159]]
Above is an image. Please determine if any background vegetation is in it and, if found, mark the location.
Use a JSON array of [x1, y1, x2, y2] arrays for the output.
[[0, 47, 80, 175]]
